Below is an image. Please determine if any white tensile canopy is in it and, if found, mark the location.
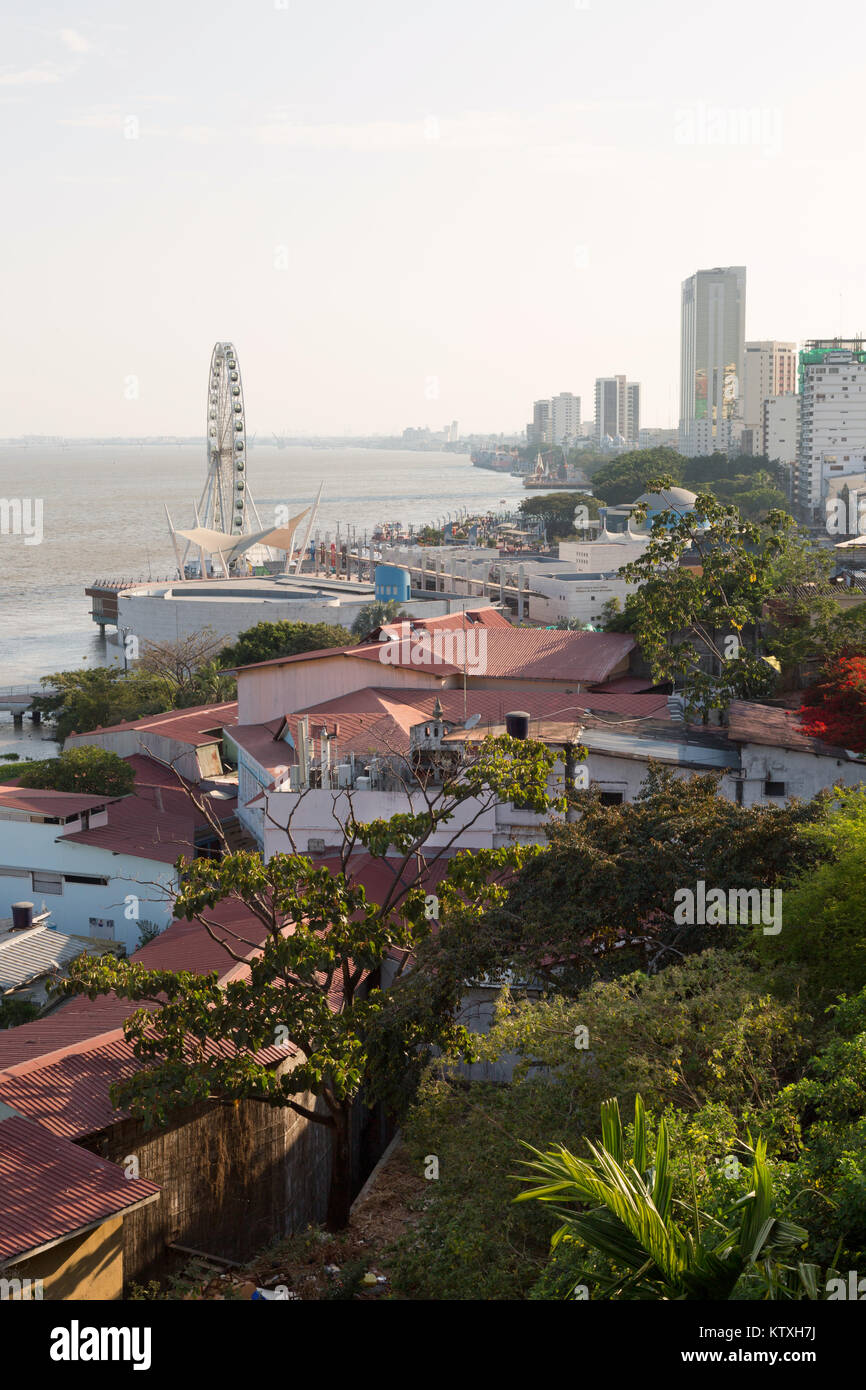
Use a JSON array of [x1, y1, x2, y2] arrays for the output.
[[175, 508, 310, 563]]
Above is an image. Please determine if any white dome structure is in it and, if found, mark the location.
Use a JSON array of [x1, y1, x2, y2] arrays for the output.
[[634, 486, 698, 511]]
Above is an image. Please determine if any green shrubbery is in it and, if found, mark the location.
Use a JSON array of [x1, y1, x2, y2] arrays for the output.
[[388, 776, 866, 1300]]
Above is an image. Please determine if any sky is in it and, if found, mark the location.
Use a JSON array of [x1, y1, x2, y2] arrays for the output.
[[2, 0, 866, 438]]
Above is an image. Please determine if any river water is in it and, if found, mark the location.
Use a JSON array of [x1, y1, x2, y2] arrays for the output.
[[0, 442, 526, 755]]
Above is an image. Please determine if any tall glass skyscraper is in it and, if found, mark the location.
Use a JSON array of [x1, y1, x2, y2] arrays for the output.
[[679, 266, 746, 456]]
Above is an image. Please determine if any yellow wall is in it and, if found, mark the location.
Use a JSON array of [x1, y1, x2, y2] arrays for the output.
[[9, 1214, 124, 1300]]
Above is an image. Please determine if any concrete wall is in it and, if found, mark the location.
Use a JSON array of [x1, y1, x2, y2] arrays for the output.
[[117, 587, 360, 649], [237, 654, 444, 725], [8, 1214, 124, 1301], [528, 575, 634, 625], [66, 729, 216, 785], [0, 818, 175, 952], [736, 742, 866, 807]]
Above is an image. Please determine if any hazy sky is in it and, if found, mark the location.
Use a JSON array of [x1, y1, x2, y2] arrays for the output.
[[2, 0, 865, 437]]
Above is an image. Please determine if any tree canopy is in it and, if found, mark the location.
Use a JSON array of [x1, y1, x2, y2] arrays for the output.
[[218, 620, 353, 669], [61, 733, 564, 1229], [18, 745, 135, 797]]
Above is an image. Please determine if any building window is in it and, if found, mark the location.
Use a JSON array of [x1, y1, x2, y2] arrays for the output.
[[64, 873, 110, 887], [764, 780, 786, 797], [31, 871, 62, 895], [598, 791, 624, 806]]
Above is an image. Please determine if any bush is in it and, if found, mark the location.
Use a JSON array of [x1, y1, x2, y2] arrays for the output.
[[17, 746, 135, 797], [218, 621, 352, 669]]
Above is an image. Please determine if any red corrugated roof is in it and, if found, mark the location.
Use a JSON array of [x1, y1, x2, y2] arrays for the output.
[[374, 607, 513, 639], [0, 1113, 160, 1265], [0, 1022, 290, 1141], [60, 759, 237, 864], [235, 610, 513, 674], [346, 628, 635, 683], [66, 701, 237, 745], [0, 788, 118, 816], [236, 685, 671, 767], [727, 699, 851, 757]]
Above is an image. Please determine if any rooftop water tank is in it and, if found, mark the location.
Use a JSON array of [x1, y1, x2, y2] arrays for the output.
[[374, 564, 411, 603]]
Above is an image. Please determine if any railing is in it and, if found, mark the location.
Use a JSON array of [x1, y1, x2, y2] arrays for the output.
[[0, 685, 58, 700]]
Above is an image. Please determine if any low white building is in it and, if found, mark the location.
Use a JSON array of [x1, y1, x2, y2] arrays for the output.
[[557, 529, 649, 571], [111, 573, 479, 653], [725, 701, 866, 807], [0, 761, 239, 954], [527, 571, 634, 626], [0, 786, 176, 953]]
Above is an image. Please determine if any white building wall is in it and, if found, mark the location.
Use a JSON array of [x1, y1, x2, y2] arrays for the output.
[[557, 537, 649, 570], [799, 356, 866, 514], [528, 575, 635, 625], [736, 743, 866, 808], [762, 394, 799, 467], [0, 818, 176, 953]]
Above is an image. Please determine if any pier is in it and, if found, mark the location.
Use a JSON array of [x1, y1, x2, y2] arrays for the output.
[[0, 685, 57, 727]]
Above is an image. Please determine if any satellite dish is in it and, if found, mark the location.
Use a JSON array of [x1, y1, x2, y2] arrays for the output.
[[464, 713, 481, 729]]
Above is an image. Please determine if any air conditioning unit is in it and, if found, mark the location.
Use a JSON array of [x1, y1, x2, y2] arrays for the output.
[[308, 837, 326, 855], [355, 776, 371, 791], [336, 763, 353, 788]]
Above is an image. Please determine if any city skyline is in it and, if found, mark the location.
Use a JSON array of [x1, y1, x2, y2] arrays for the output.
[[3, 0, 866, 437]]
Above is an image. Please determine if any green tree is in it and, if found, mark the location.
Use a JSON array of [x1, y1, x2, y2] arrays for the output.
[[350, 599, 410, 639], [518, 492, 599, 541], [61, 734, 563, 1229], [590, 448, 686, 506], [618, 477, 812, 713], [471, 767, 826, 992], [752, 786, 866, 1009], [218, 620, 352, 669], [515, 1094, 817, 1300], [17, 744, 135, 797], [33, 668, 167, 743]]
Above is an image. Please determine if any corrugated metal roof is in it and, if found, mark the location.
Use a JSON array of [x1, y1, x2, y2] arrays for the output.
[[236, 626, 635, 683], [65, 701, 237, 746], [578, 727, 738, 768], [349, 629, 636, 683], [0, 925, 118, 992], [234, 685, 670, 772], [0, 788, 116, 816], [0, 1024, 290, 1141], [0, 1112, 160, 1265], [727, 699, 855, 759]]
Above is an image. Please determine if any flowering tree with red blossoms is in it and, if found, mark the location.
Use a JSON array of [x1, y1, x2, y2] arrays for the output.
[[798, 657, 866, 752]]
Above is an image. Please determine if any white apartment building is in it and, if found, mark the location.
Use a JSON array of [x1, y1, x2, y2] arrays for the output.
[[594, 376, 640, 445], [742, 341, 797, 443], [557, 530, 650, 571], [797, 344, 866, 519], [762, 393, 799, 474], [679, 266, 746, 457], [550, 393, 581, 446]]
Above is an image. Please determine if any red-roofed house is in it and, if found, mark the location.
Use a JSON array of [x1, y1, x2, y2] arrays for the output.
[[0, 757, 238, 953], [0, 1106, 160, 1299], [0, 898, 378, 1293], [233, 621, 636, 725], [65, 701, 237, 782]]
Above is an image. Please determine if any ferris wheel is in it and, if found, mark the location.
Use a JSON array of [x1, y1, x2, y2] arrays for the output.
[[202, 341, 247, 535]]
